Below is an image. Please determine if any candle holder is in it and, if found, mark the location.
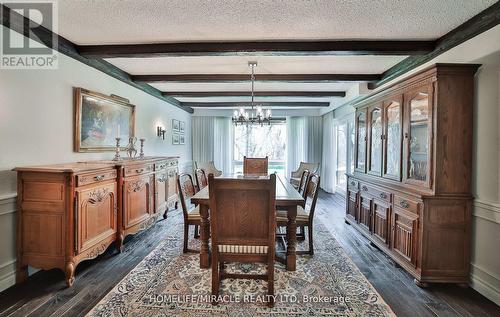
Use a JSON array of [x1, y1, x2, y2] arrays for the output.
[[113, 137, 122, 161], [139, 138, 145, 159]]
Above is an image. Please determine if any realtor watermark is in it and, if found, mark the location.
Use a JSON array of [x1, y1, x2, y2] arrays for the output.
[[148, 294, 351, 305], [0, 0, 58, 69]]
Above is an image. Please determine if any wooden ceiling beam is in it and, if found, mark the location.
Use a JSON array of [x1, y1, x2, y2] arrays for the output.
[[78, 41, 435, 58], [182, 102, 330, 108], [135, 74, 380, 83], [163, 91, 346, 97]]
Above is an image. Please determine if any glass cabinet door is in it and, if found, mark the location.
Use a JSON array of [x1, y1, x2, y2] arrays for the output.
[[368, 106, 383, 175], [355, 110, 367, 173], [383, 97, 402, 180], [404, 86, 432, 186]]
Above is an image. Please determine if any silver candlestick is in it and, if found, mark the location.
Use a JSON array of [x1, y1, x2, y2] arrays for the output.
[[113, 137, 122, 161], [139, 138, 145, 159]]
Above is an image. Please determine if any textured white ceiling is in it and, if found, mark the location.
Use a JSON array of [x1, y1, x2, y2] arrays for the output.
[[106, 55, 406, 75], [57, 0, 496, 44]]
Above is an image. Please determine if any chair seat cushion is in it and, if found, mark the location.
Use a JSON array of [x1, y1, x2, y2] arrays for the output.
[[217, 245, 268, 254], [187, 205, 201, 220], [276, 205, 309, 224]]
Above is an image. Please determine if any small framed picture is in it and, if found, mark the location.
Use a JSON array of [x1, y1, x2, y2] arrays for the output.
[[172, 119, 180, 132], [179, 134, 185, 145], [172, 132, 180, 145], [179, 121, 185, 133]]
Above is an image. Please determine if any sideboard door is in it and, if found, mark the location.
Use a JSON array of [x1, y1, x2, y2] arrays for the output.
[[372, 200, 390, 247], [391, 207, 419, 266], [75, 183, 117, 253], [123, 174, 153, 229], [358, 193, 372, 234], [155, 171, 168, 214], [166, 167, 178, 209]]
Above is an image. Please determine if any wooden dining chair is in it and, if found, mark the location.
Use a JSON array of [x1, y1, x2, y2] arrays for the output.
[[177, 173, 201, 253], [195, 168, 208, 191], [297, 169, 310, 198], [243, 156, 269, 175], [277, 173, 320, 255], [208, 173, 276, 307]]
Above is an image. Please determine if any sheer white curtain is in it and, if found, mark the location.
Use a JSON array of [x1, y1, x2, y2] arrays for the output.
[[286, 116, 323, 177], [286, 117, 307, 177], [192, 116, 233, 174], [214, 117, 233, 174], [306, 116, 323, 168], [321, 112, 336, 193], [191, 116, 215, 164]]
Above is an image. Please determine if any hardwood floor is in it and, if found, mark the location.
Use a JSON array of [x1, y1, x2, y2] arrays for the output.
[[0, 190, 499, 317]]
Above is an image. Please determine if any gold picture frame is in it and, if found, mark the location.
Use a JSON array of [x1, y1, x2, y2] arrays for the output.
[[74, 87, 135, 152]]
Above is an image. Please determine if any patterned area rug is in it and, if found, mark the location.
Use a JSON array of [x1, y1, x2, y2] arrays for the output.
[[86, 209, 395, 316]]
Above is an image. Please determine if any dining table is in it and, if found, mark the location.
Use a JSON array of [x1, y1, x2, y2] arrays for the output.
[[190, 173, 305, 271]]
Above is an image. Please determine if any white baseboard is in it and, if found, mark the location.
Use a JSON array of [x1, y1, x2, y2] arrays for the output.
[[0, 195, 16, 293], [470, 263, 500, 306], [0, 260, 16, 293]]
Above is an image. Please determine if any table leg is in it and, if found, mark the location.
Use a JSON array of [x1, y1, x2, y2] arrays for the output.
[[286, 205, 297, 271], [199, 204, 210, 268]]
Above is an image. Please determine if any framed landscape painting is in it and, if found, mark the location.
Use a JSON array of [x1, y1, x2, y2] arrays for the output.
[[172, 132, 180, 145], [74, 87, 135, 152], [172, 119, 180, 132]]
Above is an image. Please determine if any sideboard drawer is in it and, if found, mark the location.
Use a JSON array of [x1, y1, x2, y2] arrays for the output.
[[124, 164, 153, 177], [77, 170, 117, 187], [369, 186, 391, 204], [348, 179, 359, 190], [394, 195, 419, 214], [154, 161, 169, 171]]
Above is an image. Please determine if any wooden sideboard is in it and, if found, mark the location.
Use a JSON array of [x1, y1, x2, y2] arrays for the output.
[[346, 64, 479, 287], [14, 156, 178, 286]]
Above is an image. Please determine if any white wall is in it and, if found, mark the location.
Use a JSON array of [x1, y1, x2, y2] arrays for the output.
[[470, 53, 500, 306], [0, 29, 192, 291]]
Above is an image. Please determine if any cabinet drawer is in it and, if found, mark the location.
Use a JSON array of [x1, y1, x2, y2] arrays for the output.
[[124, 164, 153, 177], [369, 186, 391, 204], [154, 161, 169, 171], [348, 179, 359, 190], [394, 195, 419, 214], [77, 170, 117, 187]]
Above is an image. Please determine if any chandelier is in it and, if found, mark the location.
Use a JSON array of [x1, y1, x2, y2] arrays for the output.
[[232, 62, 272, 126]]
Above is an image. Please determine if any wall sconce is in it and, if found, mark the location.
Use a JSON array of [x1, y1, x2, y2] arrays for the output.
[[157, 126, 166, 140]]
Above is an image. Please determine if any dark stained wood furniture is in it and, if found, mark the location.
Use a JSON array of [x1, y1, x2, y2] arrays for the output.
[[297, 169, 311, 197], [346, 64, 479, 287], [243, 156, 268, 175], [290, 162, 319, 188], [177, 173, 201, 253], [191, 173, 304, 271], [14, 156, 178, 286], [208, 174, 276, 307], [194, 168, 208, 191], [278, 174, 320, 255]]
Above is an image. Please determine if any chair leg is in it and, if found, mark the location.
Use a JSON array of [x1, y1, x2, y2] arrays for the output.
[[211, 254, 220, 305], [308, 223, 314, 255], [183, 223, 189, 253], [194, 225, 200, 238], [298, 225, 306, 240], [267, 257, 275, 308]]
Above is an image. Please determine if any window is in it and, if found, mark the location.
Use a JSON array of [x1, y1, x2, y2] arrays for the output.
[[233, 122, 286, 177], [336, 123, 347, 190]]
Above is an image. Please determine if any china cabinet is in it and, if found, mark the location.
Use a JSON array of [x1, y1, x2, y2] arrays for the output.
[[346, 64, 479, 287], [14, 156, 178, 286]]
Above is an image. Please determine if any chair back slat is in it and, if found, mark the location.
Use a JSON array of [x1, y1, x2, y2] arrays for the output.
[[243, 156, 269, 175], [208, 174, 276, 248], [298, 169, 310, 198], [177, 173, 197, 220], [304, 173, 321, 219], [195, 168, 208, 190]]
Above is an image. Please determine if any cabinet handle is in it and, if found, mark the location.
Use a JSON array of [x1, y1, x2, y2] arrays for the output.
[[379, 192, 388, 199], [136, 168, 144, 173], [404, 132, 409, 139], [350, 181, 356, 186], [73, 195, 78, 253], [400, 200, 410, 209], [362, 185, 368, 191], [94, 174, 105, 181]]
